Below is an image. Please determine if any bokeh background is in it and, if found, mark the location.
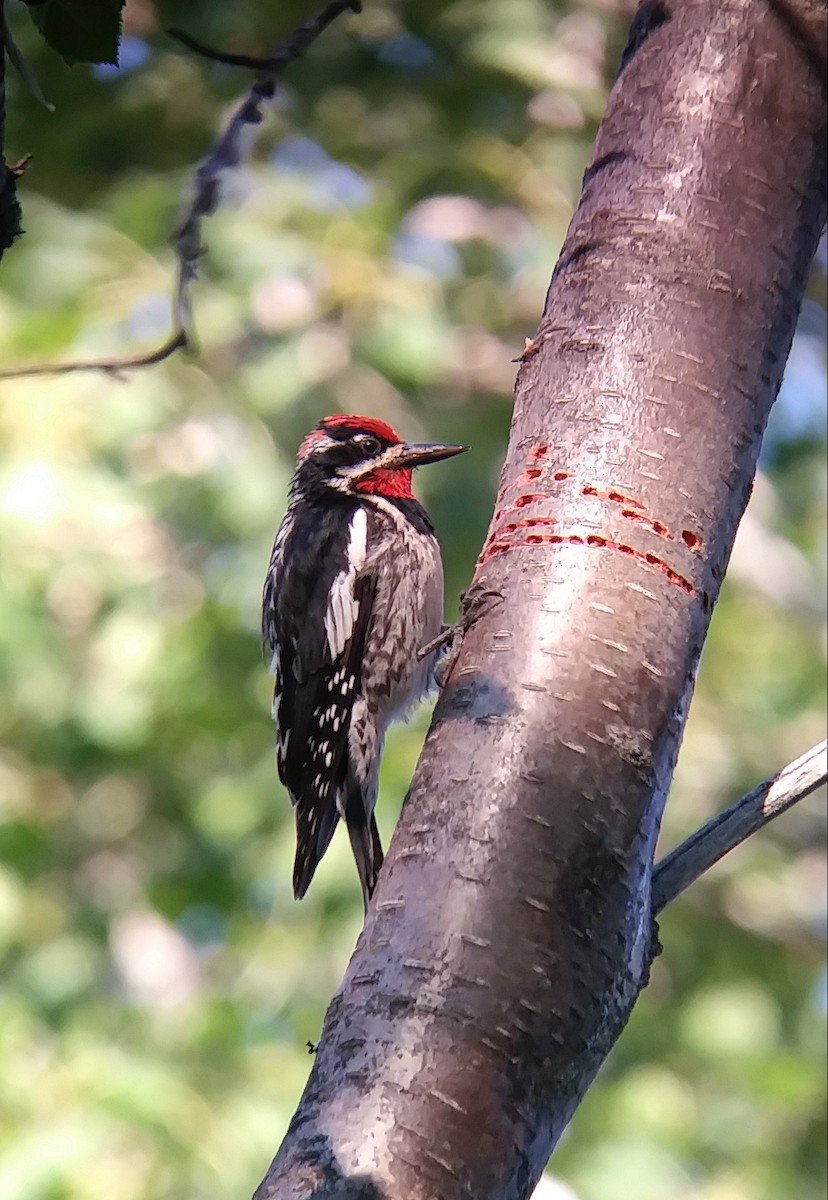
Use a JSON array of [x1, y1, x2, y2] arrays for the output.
[[1, 2, 825, 1198]]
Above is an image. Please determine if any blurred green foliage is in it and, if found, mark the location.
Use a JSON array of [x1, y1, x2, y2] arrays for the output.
[[1, 2, 825, 1198]]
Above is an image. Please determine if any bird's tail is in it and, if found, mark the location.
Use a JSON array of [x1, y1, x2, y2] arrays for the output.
[[292, 804, 338, 900], [344, 784, 384, 913]]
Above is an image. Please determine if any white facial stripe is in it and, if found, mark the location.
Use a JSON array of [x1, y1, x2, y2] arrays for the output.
[[334, 443, 405, 483], [323, 507, 367, 659]]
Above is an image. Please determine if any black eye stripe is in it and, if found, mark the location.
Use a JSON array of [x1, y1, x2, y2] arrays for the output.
[[314, 435, 387, 465], [320, 426, 389, 453]]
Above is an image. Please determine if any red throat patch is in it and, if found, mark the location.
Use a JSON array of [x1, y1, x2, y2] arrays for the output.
[[354, 468, 415, 498]]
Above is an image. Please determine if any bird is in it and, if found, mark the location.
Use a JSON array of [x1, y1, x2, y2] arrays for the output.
[[262, 413, 467, 911]]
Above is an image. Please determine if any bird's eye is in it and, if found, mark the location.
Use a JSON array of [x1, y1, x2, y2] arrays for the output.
[[356, 434, 381, 455]]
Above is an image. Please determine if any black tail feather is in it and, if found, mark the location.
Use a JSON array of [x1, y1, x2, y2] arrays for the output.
[[344, 788, 384, 913], [292, 804, 338, 900]]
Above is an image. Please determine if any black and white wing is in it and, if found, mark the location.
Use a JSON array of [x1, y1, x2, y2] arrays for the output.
[[263, 503, 380, 902]]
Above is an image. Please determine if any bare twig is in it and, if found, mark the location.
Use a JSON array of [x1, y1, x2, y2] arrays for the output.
[[0, 329, 190, 380], [167, 29, 285, 71], [167, 0, 361, 73], [0, 0, 360, 380], [170, 0, 360, 341], [652, 740, 827, 914]]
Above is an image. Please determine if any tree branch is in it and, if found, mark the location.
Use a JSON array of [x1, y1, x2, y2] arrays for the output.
[[652, 740, 827, 914], [0, 0, 360, 379]]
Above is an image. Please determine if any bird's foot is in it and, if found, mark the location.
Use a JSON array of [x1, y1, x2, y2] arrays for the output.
[[418, 581, 503, 686]]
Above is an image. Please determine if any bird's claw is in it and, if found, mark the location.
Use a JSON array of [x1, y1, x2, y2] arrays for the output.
[[458, 580, 504, 626], [419, 581, 504, 685], [416, 625, 454, 662]]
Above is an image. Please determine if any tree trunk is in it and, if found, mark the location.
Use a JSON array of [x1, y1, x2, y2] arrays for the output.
[[255, 2, 827, 1197], [0, 16, 24, 259]]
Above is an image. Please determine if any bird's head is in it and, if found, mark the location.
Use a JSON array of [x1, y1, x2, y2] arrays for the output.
[[292, 414, 467, 500]]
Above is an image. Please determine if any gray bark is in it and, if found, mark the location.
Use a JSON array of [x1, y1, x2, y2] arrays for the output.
[[1, 10, 24, 257], [255, 1, 827, 1197]]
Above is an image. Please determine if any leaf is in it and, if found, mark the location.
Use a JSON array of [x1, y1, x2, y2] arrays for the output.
[[24, 0, 126, 66]]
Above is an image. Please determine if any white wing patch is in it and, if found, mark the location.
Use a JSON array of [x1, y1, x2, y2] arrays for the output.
[[268, 642, 280, 719], [324, 507, 367, 660]]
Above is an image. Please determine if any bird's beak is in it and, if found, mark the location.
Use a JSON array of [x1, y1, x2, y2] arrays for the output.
[[395, 441, 468, 469]]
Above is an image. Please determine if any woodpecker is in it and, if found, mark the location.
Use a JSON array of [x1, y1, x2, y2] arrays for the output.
[[263, 413, 466, 911]]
